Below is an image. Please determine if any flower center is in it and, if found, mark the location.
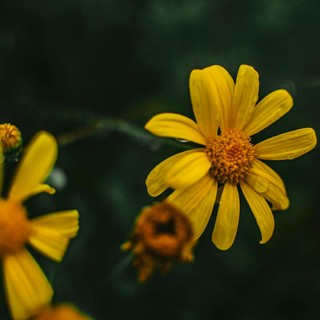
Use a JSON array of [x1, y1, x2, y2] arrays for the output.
[[0, 200, 31, 256], [204, 129, 256, 184]]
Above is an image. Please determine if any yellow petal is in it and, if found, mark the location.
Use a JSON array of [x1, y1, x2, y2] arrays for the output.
[[212, 183, 240, 250], [146, 149, 201, 197], [30, 210, 79, 238], [190, 67, 226, 138], [29, 210, 79, 262], [202, 65, 235, 131], [240, 182, 275, 244], [3, 249, 53, 320], [250, 159, 286, 194], [8, 131, 58, 202], [167, 175, 217, 239], [243, 89, 293, 136], [165, 151, 211, 189], [246, 160, 289, 210], [0, 145, 4, 164], [256, 128, 317, 160], [231, 65, 259, 130], [144, 113, 206, 145], [29, 228, 68, 262]]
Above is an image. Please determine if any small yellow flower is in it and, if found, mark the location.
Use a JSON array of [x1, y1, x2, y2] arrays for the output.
[[122, 202, 195, 282], [0, 123, 22, 153], [0, 131, 79, 320], [31, 303, 92, 320], [145, 64, 317, 250]]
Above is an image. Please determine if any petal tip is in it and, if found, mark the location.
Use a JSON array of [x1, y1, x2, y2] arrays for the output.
[[212, 235, 233, 250], [47, 186, 56, 195]]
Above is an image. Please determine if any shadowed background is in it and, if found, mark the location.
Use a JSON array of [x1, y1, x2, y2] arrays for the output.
[[0, 0, 319, 319]]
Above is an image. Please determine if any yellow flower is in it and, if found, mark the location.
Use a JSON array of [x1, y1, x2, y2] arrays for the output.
[[0, 123, 22, 153], [31, 303, 92, 320], [0, 131, 79, 320], [145, 64, 317, 250], [122, 202, 195, 282]]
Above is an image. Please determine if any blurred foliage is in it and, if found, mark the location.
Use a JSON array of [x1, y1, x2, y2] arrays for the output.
[[0, 0, 319, 319]]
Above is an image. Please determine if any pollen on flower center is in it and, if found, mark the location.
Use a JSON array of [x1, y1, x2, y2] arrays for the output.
[[204, 129, 256, 184], [0, 200, 31, 256]]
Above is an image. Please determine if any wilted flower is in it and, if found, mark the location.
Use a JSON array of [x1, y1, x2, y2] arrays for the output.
[[122, 202, 195, 282]]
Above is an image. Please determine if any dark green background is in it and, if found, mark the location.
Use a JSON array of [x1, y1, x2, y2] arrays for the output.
[[0, 0, 319, 319]]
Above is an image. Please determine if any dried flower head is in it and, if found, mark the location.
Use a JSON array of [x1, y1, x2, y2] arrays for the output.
[[122, 202, 196, 282]]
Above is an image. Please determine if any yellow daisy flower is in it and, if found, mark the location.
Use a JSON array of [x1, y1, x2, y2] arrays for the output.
[[145, 64, 317, 250], [31, 303, 92, 320], [0, 131, 79, 320]]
